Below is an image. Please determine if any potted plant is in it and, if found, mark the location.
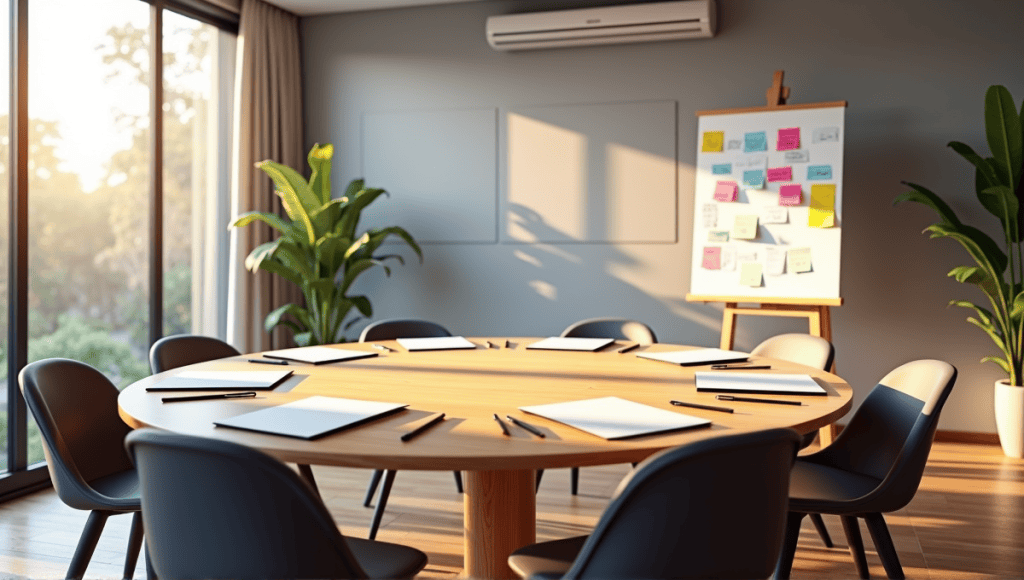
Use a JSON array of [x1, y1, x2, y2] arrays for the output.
[[231, 143, 421, 346], [895, 85, 1023, 457]]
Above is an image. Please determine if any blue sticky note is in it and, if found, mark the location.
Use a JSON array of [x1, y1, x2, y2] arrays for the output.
[[807, 165, 833, 180], [744, 131, 767, 152], [743, 169, 766, 189], [712, 163, 732, 175]]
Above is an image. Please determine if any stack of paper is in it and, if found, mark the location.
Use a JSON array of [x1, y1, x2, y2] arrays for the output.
[[520, 396, 711, 440], [396, 336, 477, 351], [695, 372, 827, 395], [146, 370, 294, 391], [526, 337, 615, 352], [262, 346, 378, 365], [215, 396, 408, 440], [636, 348, 748, 367]]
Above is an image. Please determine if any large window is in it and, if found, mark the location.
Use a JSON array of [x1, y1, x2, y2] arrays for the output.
[[1, 0, 236, 498]]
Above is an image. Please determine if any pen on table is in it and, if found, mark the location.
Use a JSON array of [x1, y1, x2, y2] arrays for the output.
[[506, 415, 546, 438], [710, 364, 771, 370], [670, 399, 734, 414], [716, 395, 803, 406], [247, 358, 288, 366], [494, 413, 511, 436], [372, 344, 393, 352], [617, 343, 639, 354], [504, 339, 511, 349], [400, 412, 446, 442], [162, 391, 257, 403]]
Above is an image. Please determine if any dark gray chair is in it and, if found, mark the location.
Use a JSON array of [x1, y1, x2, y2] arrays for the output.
[[125, 429, 428, 580], [357, 318, 461, 539], [509, 428, 801, 579], [19, 358, 147, 580], [148, 333, 242, 374], [774, 359, 957, 580], [555, 318, 659, 495]]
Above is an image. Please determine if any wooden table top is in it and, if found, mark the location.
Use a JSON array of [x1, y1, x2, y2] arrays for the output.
[[118, 338, 853, 471]]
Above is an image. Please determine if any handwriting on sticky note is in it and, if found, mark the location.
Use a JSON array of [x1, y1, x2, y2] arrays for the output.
[[767, 166, 792, 182], [702, 131, 724, 152], [708, 230, 729, 242], [809, 184, 836, 228], [714, 181, 738, 202], [726, 139, 742, 150], [765, 247, 786, 276], [761, 207, 788, 224], [702, 203, 717, 228], [812, 127, 840, 143], [777, 127, 800, 151], [740, 262, 763, 287], [720, 247, 736, 271], [779, 184, 802, 206], [712, 163, 732, 175], [807, 165, 832, 180], [744, 131, 767, 153], [784, 150, 810, 163], [702, 247, 722, 270], [735, 155, 766, 170], [788, 247, 812, 273], [732, 215, 759, 240], [742, 170, 765, 189]]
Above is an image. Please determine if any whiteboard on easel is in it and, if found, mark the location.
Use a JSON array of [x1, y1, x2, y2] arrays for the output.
[[688, 104, 845, 302]]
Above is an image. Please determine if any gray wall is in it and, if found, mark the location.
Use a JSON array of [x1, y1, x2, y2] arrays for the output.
[[301, 0, 1024, 433]]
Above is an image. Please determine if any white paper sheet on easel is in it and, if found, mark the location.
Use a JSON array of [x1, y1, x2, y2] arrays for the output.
[[520, 396, 711, 440]]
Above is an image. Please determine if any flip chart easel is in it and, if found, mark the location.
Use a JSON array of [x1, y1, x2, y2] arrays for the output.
[[687, 71, 846, 446]]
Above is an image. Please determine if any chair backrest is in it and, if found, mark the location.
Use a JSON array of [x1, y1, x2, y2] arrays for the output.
[[358, 318, 451, 342], [750, 333, 834, 371], [813, 359, 957, 512], [149, 334, 242, 374], [563, 428, 800, 580], [126, 429, 368, 579], [19, 358, 135, 511], [560, 318, 658, 345]]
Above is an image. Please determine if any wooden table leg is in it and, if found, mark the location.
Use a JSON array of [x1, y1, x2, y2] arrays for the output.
[[464, 469, 537, 580]]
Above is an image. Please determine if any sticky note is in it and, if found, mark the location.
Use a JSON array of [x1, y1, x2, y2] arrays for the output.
[[812, 127, 840, 143], [788, 247, 812, 273], [702, 203, 717, 228], [740, 262, 763, 287], [744, 131, 767, 152], [737, 250, 757, 263], [708, 230, 729, 242], [702, 131, 724, 152], [714, 180, 738, 202], [779, 184, 802, 206], [735, 155, 766, 170], [761, 207, 788, 224], [712, 163, 732, 175], [784, 150, 810, 163], [807, 165, 832, 180], [726, 140, 743, 150], [721, 247, 737, 271], [732, 215, 759, 240], [742, 169, 765, 189], [777, 127, 800, 150], [702, 247, 722, 270], [765, 247, 786, 276], [809, 184, 836, 228], [767, 166, 793, 182]]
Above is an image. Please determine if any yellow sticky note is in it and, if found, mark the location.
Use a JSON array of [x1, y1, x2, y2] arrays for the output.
[[809, 184, 836, 228], [740, 262, 762, 287], [732, 215, 759, 240], [702, 131, 724, 153], [788, 247, 812, 273]]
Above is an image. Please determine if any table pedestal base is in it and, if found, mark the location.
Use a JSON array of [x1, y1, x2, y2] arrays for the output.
[[464, 470, 537, 579]]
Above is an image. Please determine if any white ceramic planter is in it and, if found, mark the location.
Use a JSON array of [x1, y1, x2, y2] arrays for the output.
[[995, 379, 1024, 459]]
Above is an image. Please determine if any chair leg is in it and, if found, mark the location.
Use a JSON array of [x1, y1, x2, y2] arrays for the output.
[[841, 515, 870, 579], [368, 470, 397, 540], [570, 467, 579, 495], [535, 469, 544, 492], [810, 513, 834, 547], [453, 470, 464, 493], [774, 511, 804, 580], [144, 542, 157, 580], [67, 510, 110, 580], [364, 469, 384, 507], [297, 463, 320, 497], [864, 513, 905, 580], [122, 512, 145, 580]]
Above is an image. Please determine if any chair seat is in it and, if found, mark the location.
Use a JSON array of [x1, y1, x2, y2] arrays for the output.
[[346, 536, 429, 579], [89, 469, 141, 504], [508, 535, 588, 579], [789, 459, 882, 514]]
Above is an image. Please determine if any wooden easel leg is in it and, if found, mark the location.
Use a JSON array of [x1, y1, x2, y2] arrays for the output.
[[813, 305, 837, 447], [720, 303, 739, 350]]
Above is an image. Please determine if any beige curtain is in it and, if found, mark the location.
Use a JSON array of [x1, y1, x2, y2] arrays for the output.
[[226, 0, 304, 353]]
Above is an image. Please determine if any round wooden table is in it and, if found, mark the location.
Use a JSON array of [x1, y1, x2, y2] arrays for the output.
[[119, 338, 852, 579]]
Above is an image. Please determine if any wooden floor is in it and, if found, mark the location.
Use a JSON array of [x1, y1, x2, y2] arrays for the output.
[[0, 441, 1022, 579]]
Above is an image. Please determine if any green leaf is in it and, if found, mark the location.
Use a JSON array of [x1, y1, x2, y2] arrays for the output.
[[948, 266, 987, 285], [978, 184, 1020, 242], [950, 299, 994, 327], [364, 226, 423, 263], [338, 188, 388, 240], [307, 143, 334, 205], [230, 211, 293, 235], [243, 241, 279, 272], [350, 295, 372, 318], [967, 316, 1008, 352], [343, 178, 365, 199], [339, 258, 383, 294], [894, 182, 962, 226], [255, 160, 317, 245], [985, 85, 1022, 190], [949, 141, 1002, 188], [981, 355, 1011, 373], [1012, 291, 1024, 320], [315, 234, 349, 277], [264, 303, 310, 334], [926, 222, 1008, 274], [293, 331, 314, 347]]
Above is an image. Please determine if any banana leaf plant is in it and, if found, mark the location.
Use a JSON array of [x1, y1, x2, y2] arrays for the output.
[[895, 85, 1024, 384], [231, 143, 422, 346]]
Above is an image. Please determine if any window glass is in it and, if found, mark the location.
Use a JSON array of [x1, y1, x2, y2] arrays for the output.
[[0, 0, 10, 473]]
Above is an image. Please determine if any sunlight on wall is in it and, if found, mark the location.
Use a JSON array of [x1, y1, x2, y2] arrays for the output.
[[529, 279, 558, 301], [605, 142, 677, 242]]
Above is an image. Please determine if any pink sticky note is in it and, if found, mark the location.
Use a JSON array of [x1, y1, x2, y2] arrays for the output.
[[779, 184, 802, 206], [767, 166, 793, 182], [777, 127, 800, 151], [713, 180, 738, 202], [702, 247, 722, 270]]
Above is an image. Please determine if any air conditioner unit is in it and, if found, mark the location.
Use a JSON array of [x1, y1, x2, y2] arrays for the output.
[[486, 0, 716, 52]]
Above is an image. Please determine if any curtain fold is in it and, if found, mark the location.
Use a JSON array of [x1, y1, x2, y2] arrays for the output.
[[226, 0, 303, 353]]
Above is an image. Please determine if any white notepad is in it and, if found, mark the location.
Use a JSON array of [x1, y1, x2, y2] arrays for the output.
[[262, 346, 378, 365], [520, 396, 711, 440], [396, 336, 477, 351], [695, 372, 827, 396], [146, 370, 294, 391], [636, 348, 749, 366], [214, 396, 408, 439], [525, 337, 616, 352]]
